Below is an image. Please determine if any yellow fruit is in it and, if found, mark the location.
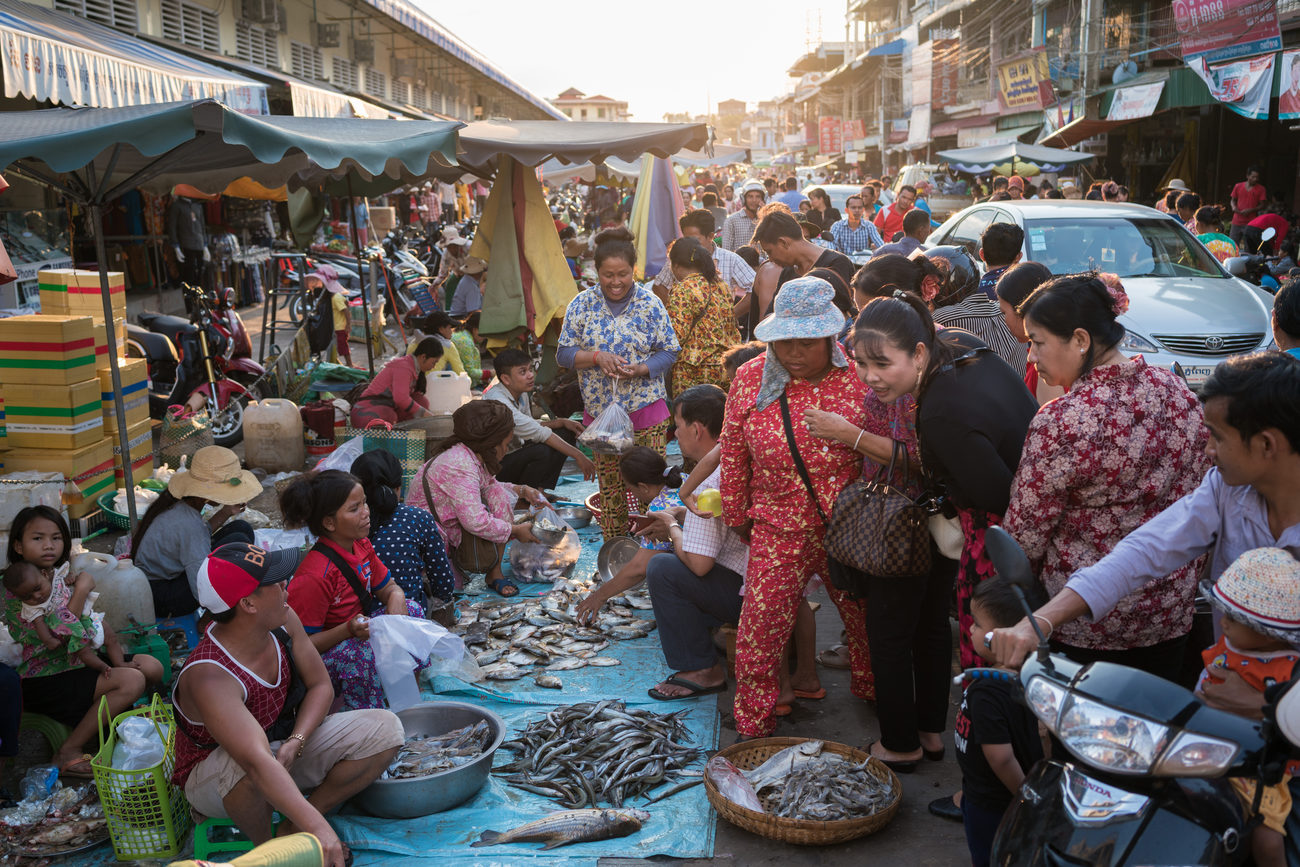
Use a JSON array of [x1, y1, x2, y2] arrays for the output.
[[697, 488, 723, 517]]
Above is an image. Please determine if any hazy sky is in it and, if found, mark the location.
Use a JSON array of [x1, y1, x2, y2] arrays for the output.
[[416, 0, 852, 122]]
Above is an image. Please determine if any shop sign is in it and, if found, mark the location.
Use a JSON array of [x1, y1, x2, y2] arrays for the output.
[[932, 39, 961, 109], [1188, 53, 1275, 120], [818, 116, 843, 154], [845, 151, 861, 163], [842, 119, 867, 142], [1107, 81, 1165, 121], [1280, 49, 1300, 121], [1171, 0, 1281, 64], [997, 50, 1052, 111]]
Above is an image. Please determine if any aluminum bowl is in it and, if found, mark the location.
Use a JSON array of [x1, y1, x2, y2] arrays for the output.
[[351, 701, 505, 819], [556, 506, 592, 529], [596, 536, 642, 583]]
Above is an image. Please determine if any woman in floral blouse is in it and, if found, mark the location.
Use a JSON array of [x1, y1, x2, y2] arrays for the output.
[[1002, 274, 1209, 679], [721, 276, 874, 739], [557, 228, 681, 537], [665, 237, 742, 396]]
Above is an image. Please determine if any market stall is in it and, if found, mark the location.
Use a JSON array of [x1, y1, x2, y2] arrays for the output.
[[933, 141, 1096, 176]]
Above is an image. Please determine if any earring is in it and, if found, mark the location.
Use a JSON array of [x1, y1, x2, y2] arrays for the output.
[[914, 367, 924, 391], [1079, 349, 1085, 355]]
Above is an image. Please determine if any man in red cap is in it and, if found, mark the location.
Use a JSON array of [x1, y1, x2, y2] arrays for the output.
[[171, 543, 402, 867]]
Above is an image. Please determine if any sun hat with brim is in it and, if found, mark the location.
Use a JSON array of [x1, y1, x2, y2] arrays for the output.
[[1007, 176, 1025, 189], [168, 445, 262, 506], [1201, 547, 1300, 645], [753, 276, 844, 343], [197, 542, 301, 614], [1161, 179, 1191, 192], [306, 264, 346, 294], [461, 256, 487, 275]]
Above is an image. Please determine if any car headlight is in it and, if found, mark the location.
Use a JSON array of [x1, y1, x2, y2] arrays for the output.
[[1056, 693, 1169, 774], [1118, 331, 1160, 353], [1152, 730, 1239, 777], [1026, 676, 1067, 726]]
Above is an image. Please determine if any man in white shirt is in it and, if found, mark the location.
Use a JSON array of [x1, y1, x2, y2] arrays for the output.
[[438, 181, 456, 224], [652, 209, 756, 302], [643, 385, 747, 700], [485, 348, 595, 489]]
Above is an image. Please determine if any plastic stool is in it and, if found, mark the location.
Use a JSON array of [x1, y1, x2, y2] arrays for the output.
[[20, 713, 72, 753], [155, 612, 201, 650], [193, 815, 281, 860]]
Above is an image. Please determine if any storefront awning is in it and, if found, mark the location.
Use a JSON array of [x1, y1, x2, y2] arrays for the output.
[[1037, 116, 1137, 148], [0, 0, 267, 112], [459, 120, 710, 170], [868, 38, 907, 57]]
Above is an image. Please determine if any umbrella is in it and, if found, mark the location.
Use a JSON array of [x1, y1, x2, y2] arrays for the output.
[[629, 155, 686, 281], [934, 142, 1094, 176], [0, 99, 463, 524]]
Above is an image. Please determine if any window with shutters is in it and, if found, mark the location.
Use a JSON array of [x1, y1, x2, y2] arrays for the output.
[[290, 41, 324, 81], [55, 0, 137, 31], [363, 67, 386, 99], [391, 79, 410, 105], [409, 86, 428, 111], [236, 21, 279, 68], [331, 57, 358, 92], [160, 0, 219, 53]]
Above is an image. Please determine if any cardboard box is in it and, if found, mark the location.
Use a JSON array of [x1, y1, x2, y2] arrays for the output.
[[3, 380, 104, 449], [98, 358, 149, 432], [38, 268, 126, 318], [2, 438, 114, 519], [370, 206, 396, 234], [109, 418, 154, 486], [91, 318, 128, 364], [0, 315, 97, 386]]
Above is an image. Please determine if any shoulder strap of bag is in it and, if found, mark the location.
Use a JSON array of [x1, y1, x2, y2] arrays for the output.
[[778, 393, 829, 525], [419, 459, 445, 526], [311, 541, 380, 615]]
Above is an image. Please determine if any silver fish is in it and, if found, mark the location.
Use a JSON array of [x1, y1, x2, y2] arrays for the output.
[[585, 656, 620, 667], [745, 740, 834, 792], [484, 663, 527, 681], [534, 674, 563, 689], [475, 647, 505, 665], [471, 808, 650, 850], [547, 657, 587, 671]]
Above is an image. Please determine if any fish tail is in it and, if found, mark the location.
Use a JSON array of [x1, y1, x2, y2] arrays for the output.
[[471, 830, 502, 847]]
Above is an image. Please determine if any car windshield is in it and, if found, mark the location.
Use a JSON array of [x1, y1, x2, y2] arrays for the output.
[[1022, 217, 1224, 278]]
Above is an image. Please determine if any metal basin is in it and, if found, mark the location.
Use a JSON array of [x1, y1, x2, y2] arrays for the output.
[[351, 701, 505, 819], [596, 536, 641, 582], [556, 506, 592, 529]]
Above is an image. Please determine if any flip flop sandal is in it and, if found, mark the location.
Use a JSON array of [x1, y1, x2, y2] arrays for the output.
[[486, 577, 519, 597], [59, 754, 95, 779], [816, 646, 851, 670], [793, 687, 828, 700], [647, 675, 727, 701], [774, 703, 793, 717]]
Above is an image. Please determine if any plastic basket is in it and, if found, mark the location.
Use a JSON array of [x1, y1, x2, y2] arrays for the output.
[[97, 491, 132, 531], [90, 694, 192, 860]]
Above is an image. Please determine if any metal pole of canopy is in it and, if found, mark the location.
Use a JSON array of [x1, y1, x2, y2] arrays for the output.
[[346, 175, 376, 375]]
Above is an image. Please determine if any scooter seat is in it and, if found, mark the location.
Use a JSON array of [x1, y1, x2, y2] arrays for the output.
[[137, 312, 195, 344]]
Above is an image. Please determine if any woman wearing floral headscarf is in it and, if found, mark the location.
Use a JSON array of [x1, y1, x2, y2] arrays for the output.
[[720, 276, 874, 740], [1002, 274, 1209, 679]]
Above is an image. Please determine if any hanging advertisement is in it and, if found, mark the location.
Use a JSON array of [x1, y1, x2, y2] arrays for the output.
[[997, 50, 1052, 111], [1280, 49, 1300, 121], [1188, 53, 1275, 120], [842, 119, 866, 144], [818, 116, 843, 154], [932, 39, 960, 109], [1107, 81, 1165, 121], [1171, 0, 1281, 64]]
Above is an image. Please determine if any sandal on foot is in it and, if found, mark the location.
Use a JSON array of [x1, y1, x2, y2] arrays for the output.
[[865, 741, 920, 774], [647, 675, 727, 701], [774, 703, 793, 717], [486, 577, 518, 597], [816, 645, 851, 670], [793, 687, 827, 700]]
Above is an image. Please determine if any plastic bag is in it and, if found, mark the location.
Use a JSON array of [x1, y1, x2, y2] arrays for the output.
[[254, 527, 316, 551], [578, 400, 635, 455], [110, 715, 168, 771], [369, 615, 466, 711], [0, 622, 21, 668], [314, 435, 364, 472], [531, 505, 570, 547], [508, 528, 581, 583], [706, 755, 764, 813], [423, 648, 484, 684]]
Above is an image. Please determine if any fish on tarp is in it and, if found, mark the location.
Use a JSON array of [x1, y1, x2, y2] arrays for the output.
[[471, 808, 650, 850]]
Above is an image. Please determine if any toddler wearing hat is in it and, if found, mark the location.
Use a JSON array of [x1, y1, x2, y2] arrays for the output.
[[1198, 547, 1300, 867]]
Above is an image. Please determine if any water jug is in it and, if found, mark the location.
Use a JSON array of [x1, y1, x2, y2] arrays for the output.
[[90, 555, 155, 633], [425, 371, 471, 415], [243, 399, 306, 473]]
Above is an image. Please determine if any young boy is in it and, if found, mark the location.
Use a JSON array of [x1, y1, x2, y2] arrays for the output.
[[1197, 547, 1300, 867], [956, 577, 1046, 867]]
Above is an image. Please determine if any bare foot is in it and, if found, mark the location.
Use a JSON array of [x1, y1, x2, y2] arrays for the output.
[[869, 742, 923, 763]]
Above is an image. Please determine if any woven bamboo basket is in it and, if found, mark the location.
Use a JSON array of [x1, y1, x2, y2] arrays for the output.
[[704, 737, 901, 846]]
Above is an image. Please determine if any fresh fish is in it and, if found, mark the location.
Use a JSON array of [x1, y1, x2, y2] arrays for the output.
[[534, 674, 563, 689], [471, 808, 650, 850], [608, 625, 651, 640], [625, 594, 655, 610], [585, 656, 620, 667], [475, 647, 505, 665], [744, 740, 837, 792], [760, 757, 895, 821], [505, 650, 538, 666], [381, 722, 492, 779], [483, 663, 527, 681], [547, 657, 587, 671]]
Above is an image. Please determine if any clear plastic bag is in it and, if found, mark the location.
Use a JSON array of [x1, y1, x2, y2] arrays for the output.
[[578, 400, 635, 455], [531, 505, 570, 547], [110, 715, 169, 771], [369, 615, 466, 711], [509, 528, 581, 583], [706, 755, 764, 813], [314, 435, 364, 472]]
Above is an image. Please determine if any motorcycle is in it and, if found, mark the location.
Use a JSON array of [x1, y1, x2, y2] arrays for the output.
[[984, 526, 1297, 866], [1225, 225, 1281, 292], [126, 284, 260, 446]]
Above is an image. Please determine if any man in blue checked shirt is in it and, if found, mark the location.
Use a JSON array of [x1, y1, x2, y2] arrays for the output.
[[829, 195, 883, 256]]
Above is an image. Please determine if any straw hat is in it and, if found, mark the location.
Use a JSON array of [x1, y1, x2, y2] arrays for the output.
[[440, 227, 471, 247], [461, 256, 487, 275], [753, 276, 844, 342], [1202, 547, 1300, 644], [168, 446, 262, 506], [1160, 179, 1191, 192]]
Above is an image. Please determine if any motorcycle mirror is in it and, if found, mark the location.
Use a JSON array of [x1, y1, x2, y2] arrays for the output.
[[985, 527, 1034, 593]]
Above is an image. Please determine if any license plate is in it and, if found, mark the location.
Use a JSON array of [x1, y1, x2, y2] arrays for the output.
[[1181, 365, 1216, 387]]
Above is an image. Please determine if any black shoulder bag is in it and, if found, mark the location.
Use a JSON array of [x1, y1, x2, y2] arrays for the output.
[[311, 541, 385, 616], [266, 626, 307, 742]]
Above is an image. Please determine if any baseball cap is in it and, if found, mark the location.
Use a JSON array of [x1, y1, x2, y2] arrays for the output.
[[197, 542, 301, 614]]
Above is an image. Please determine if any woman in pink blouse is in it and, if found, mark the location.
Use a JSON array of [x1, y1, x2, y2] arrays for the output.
[[1002, 274, 1210, 679], [408, 401, 547, 596]]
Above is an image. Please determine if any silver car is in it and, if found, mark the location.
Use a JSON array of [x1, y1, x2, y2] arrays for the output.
[[926, 201, 1275, 389]]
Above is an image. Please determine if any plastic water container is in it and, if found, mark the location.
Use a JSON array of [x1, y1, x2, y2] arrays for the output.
[[73, 552, 155, 633], [424, 371, 472, 415], [243, 399, 306, 473]]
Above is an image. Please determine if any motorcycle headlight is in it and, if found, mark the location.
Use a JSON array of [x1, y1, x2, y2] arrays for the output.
[[1118, 331, 1160, 353], [1056, 693, 1169, 774], [1152, 730, 1239, 777], [1026, 676, 1068, 726]]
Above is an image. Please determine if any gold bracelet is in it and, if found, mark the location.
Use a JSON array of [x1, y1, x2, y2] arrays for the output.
[[288, 732, 307, 757]]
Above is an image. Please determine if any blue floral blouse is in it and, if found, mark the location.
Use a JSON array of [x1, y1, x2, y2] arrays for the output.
[[369, 504, 456, 604], [557, 285, 681, 418]]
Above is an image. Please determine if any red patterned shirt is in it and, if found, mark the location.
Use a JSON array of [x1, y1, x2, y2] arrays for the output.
[[1003, 357, 1210, 650]]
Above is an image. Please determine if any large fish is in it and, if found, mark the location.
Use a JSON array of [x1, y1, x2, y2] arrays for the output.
[[471, 808, 650, 850]]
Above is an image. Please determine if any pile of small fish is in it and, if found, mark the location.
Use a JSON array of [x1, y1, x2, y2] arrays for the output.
[[380, 721, 492, 780], [471, 808, 650, 850], [496, 700, 702, 808], [455, 580, 656, 688], [740, 740, 896, 822]]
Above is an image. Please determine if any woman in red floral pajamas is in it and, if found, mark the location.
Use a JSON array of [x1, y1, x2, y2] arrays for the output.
[[721, 276, 874, 739]]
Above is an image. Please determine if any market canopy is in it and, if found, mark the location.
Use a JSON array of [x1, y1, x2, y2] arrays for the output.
[[0, 99, 463, 200], [934, 142, 1095, 175], [459, 120, 710, 169]]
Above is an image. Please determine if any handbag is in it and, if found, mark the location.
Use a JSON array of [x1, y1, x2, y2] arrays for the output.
[[419, 458, 503, 574], [344, 420, 426, 497], [779, 394, 931, 581]]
